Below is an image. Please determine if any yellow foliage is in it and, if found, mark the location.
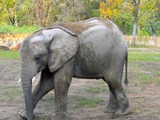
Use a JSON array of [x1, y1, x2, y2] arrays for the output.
[[100, 2, 107, 18], [155, 7, 158, 11], [99, 0, 122, 19], [106, 8, 112, 18]]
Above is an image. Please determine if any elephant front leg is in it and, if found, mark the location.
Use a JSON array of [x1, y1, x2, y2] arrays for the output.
[[52, 59, 74, 120], [54, 76, 72, 120], [54, 84, 68, 120]]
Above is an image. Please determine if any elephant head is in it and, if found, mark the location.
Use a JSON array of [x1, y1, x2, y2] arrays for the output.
[[20, 27, 78, 120]]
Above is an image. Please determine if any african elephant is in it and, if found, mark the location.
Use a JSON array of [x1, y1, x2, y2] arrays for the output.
[[19, 17, 129, 120]]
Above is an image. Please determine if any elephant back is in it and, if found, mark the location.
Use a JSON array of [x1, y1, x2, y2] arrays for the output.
[[46, 17, 115, 37]]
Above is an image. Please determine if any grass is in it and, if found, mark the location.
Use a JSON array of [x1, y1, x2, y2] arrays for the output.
[[128, 50, 160, 62], [0, 25, 39, 34], [0, 50, 19, 59], [45, 93, 55, 102], [139, 74, 160, 84], [0, 86, 22, 104], [75, 96, 104, 109], [139, 74, 152, 84], [85, 86, 108, 94]]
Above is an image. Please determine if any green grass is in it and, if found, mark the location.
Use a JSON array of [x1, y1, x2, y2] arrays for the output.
[[45, 93, 55, 102], [85, 86, 108, 94], [129, 50, 160, 62], [75, 96, 104, 109], [139, 74, 160, 84], [139, 74, 152, 83], [0, 25, 39, 34], [0, 50, 19, 59], [0, 86, 22, 104]]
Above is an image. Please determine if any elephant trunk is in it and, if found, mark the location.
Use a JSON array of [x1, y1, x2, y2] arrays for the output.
[[22, 79, 33, 120], [21, 66, 36, 120]]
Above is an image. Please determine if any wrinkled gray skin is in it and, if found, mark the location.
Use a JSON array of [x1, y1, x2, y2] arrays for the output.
[[19, 18, 129, 120]]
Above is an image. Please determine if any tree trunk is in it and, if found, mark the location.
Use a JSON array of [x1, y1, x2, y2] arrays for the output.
[[44, 4, 51, 26], [132, 22, 137, 46], [34, 0, 43, 26], [132, 0, 140, 47], [15, 11, 18, 27], [151, 23, 157, 46], [0, 1, 4, 13], [9, 16, 15, 25]]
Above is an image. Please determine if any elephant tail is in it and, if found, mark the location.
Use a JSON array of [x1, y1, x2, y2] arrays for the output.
[[124, 52, 128, 86]]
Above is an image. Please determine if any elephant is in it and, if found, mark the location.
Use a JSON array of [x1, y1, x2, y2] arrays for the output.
[[19, 17, 129, 120]]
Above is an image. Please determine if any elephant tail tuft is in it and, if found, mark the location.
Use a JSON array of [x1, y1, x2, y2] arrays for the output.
[[125, 52, 128, 86]]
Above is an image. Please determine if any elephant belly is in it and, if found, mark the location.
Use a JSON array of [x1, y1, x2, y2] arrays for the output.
[[73, 35, 112, 78], [73, 57, 105, 79]]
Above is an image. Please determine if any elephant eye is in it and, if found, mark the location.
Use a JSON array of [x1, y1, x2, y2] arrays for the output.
[[34, 55, 41, 61]]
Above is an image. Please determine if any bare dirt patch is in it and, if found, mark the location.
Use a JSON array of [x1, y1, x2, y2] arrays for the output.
[[0, 48, 160, 120]]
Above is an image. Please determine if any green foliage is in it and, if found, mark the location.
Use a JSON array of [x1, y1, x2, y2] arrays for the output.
[[0, 0, 159, 37], [0, 25, 39, 33], [0, 50, 19, 59], [99, 0, 160, 35], [155, 21, 160, 35]]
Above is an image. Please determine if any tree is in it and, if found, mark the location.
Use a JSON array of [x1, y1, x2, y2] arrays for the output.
[[54, 0, 85, 22], [148, 0, 159, 46], [83, 0, 100, 19], [3, 0, 17, 26], [131, 0, 140, 47], [99, 0, 132, 34], [0, 0, 4, 13], [117, 1, 133, 34], [99, 0, 123, 20], [131, 0, 159, 46], [0, 0, 159, 40]]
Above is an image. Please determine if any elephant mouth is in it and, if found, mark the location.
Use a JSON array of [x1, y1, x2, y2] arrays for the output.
[[38, 65, 47, 72]]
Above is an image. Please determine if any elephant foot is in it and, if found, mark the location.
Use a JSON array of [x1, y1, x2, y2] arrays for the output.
[[19, 111, 35, 119], [104, 107, 116, 113], [103, 104, 118, 113], [115, 106, 130, 116]]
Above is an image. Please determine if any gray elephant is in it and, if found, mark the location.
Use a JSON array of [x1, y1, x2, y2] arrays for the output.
[[19, 17, 129, 120]]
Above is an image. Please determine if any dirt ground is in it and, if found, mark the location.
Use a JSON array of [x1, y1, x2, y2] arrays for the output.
[[0, 48, 160, 120]]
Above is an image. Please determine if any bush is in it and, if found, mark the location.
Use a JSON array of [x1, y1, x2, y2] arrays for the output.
[[0, 25, 40, 34]]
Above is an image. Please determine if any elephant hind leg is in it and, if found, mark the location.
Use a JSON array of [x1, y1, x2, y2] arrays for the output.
[[103, 78, 118, 113], [103, 60, 130, 115], [103, 75, 130, 115], [113, 85, 130, 115]]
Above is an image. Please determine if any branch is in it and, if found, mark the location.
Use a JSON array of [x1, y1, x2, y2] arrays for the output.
[[132, 0, 136, 5], [0, 1, 4, 13]]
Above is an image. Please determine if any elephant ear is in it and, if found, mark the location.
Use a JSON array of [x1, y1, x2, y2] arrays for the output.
[[48, 29, 79, 72]]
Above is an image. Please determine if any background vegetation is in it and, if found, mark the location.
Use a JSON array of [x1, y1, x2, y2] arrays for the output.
[[0, 0, 159, 45]]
